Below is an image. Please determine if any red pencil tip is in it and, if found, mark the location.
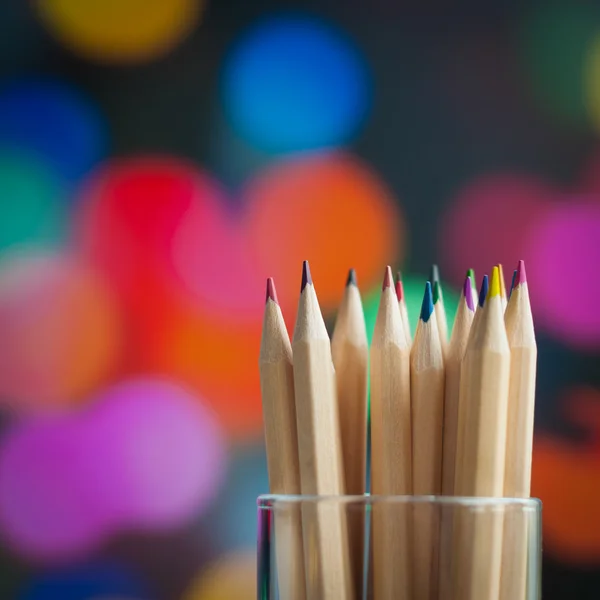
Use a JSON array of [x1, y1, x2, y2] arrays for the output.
[[382, 266, 393, 290], [395, 271, 404, 301], [266, 277, 279, 305]]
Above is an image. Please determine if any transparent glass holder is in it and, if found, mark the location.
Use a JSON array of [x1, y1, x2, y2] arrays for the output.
[[257, 494, 541, 600]]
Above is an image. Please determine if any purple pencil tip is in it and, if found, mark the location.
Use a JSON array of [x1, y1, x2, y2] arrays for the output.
[[301, 260, 312, 292], [464, 276, 475, 312]]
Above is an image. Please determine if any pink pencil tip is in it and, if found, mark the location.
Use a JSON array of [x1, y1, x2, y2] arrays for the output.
[[266, 277, 279, 304], [515, 259, 527, 287], [382, 266, 393, 290], [395, 274, 404, 301]]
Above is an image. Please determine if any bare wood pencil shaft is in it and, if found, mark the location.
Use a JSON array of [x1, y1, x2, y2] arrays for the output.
[[411, 294, 445, 600], [500, 272, 537, 600], [453, 273, 510, 600], [260, 293, 306, 600], [441, 281, 475, 496], [370, 273, 412, 600], [332, 276, 368, 595], [293, 274, 353, 600]]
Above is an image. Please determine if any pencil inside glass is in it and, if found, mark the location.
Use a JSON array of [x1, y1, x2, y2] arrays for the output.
[[257, 495, 542, 600]]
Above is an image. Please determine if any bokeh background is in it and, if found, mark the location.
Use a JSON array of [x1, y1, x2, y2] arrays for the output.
[[0, 0, 598, 598]]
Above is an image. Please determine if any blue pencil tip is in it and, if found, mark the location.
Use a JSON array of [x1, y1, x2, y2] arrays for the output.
[[478, 274, 489, 308], [420, 281, 434, 322]]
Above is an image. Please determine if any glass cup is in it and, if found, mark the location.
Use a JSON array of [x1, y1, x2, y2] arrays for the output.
[[257, 495, 541, 600]]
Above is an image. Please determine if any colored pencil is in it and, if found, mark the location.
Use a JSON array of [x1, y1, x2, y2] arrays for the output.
[[453, 266, 510, 600], [292, 261, 353, 600], [441, 275, 476, 496], [498, 263, 508, 312], [411, 281, 445, 600], [331, 268, 368, 594], [370, 266, 412, 600], [430, 265, 448, 352], [259, 278, 306, 600], [395, 270, 412, 346], [500, 260, 537, 600]]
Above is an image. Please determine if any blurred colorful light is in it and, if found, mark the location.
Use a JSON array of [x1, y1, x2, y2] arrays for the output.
[[204, 444, 269, 551], [532, 387, 600, 564], [363, 273, 460, 345], [439, 173, 555, 288], [0, 151, 66, 251], [37, 0, 203, 64], [0, 79, 107, 184], [520, 2, 600, 127], [244, 152, 403, 315], [525, 201, 600, 350], [0, 377, 225, 561], [221, 15, 371, 153], [75, 156, 224, 295], [18, 561, 149, 600], [182, 551, 256, 600], [0, 251, 121, 409], [171, 188, 265, 321]]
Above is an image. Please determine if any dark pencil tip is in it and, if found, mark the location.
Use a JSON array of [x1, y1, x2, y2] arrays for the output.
[[346, 268, 357, 287], [395, 271, 404, 301], [509, 269, 517, 299], [432, 280, 442, 304], [478, 274, 489, 308], [266, 277, 279, 305], [420, 281, 434, 322], [301, 260, 312, 292], [382, 266, 393, 290], [430, 264, 440, 284]]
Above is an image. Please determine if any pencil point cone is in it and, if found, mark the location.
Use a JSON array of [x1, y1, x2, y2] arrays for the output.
[[301, 260, 312, 292], [382, 266, 393, 290], [478, 274, 489, 308], [266, 277, 279, 305], [420, 281, 434, 322], [488, 266, 501, 298]]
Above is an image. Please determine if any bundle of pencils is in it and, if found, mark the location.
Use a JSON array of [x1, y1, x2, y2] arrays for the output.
[[259, 259, 536, 600]]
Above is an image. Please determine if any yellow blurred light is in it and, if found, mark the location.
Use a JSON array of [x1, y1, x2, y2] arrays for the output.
[[37, 0, 204, 64], [182, 551, 256, 600], [585, 35, 600, 131]]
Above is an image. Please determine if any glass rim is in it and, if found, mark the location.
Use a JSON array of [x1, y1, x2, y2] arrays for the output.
[[257, 494, 541, 509]]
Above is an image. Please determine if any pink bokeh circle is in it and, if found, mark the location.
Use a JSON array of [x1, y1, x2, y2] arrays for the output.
[[525, 201, 600, 349]]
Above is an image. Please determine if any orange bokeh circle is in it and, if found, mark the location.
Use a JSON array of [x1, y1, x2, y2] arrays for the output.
[[119, 273, 262, 441], [244, 152, 405, 316], [0, 251, 121, 409], [532, 386, 600, 564]]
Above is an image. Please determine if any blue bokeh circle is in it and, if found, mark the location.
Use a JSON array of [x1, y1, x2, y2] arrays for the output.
[[221, 14, 371, 154]]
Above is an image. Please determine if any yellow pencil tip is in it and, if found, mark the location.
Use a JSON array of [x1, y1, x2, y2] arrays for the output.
[[488, 266, 501, 298]]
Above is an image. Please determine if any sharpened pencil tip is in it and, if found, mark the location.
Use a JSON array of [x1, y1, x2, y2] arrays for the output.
[[420, 281, 434, 322], [497, 264, 507, 298], [301, 260, 312, 292], [479, 275, 489, 308], [488, 266, 501, 298], [430, 264, 440, 284], [382, 266, 393, 290], [509, 269, 517, 298], [432, 280, 442, 304], [266, 277, 279, 305], [514, 259, 527, 287], [395, 271, 404, 301], [464, 276, 475, 312], [467, 268, 477, 292], [346, 268, 357, 287]]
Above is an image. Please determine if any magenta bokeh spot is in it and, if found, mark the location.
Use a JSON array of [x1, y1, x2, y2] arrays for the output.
[[526, 201, 600, 349], [439, 174, 555, 287], [0, 377, 226, 562]]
